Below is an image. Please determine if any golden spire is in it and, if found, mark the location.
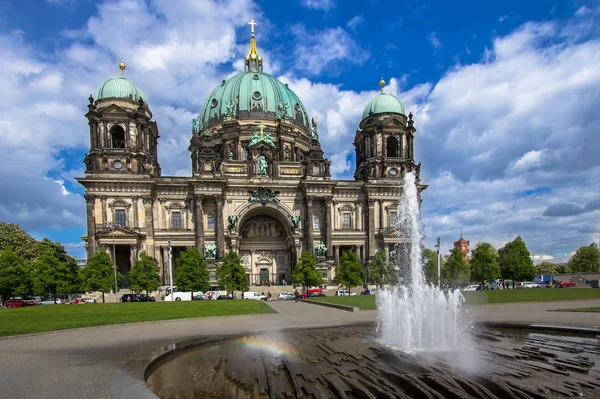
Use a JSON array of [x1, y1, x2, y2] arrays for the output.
[[379, 77, 386, 92], [245, 19, 263, 72], [119, 59, 126, 77]]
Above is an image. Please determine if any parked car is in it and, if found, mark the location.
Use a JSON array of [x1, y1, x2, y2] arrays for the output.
[[216, 295, 234, 300], [38, 298, 63, 305], [278, 292, 295, 301], [301, 288, 323, 298], [121, 294, 156, 302], [82, 297, 97, 303], [163, 286, 203, 301], [72, 298, 87, 304], [242, 292, 266, 300], [5, 297, 36, 307], [335, 290, 357, 296], [462, 285, 479, 292], [309, 292, 327, 298], [523, 282, 541, 288], [193, 294, 212, 300], [558, 281, 576, 288], [361, 289, 372, 295]]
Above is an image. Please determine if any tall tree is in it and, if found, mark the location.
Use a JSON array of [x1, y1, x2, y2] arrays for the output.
[[368, 250, 396, 288], [175, 247, 210, 300], [128, 252, 161, 295], [83, 251, 121, 303], [556, 263, 570, 274], [441, 247, 470, 286], [421, 247, 439, 286], [498, 236, 536, 288], [337, 250, 364, 290], [33, 250, 78, 301], [568, 244, 600, 273], [470, 242, 500, 285], [0, 222, 40, 263], [292, 251, 322, 295], [216, 251, 248, 297], [0, 248, 29, 302], [535, 261, 558, 275]]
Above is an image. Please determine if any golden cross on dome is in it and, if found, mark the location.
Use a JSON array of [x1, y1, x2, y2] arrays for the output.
[[257, 122, 267, 137], [248, 19, 257, 34]]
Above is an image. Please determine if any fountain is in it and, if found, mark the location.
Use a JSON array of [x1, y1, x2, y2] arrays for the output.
[[377, 172, 467, 351]]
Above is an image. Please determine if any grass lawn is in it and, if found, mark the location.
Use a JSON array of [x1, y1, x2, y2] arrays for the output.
[[309, 295, 376, 310], [0, 300, 275, 337], [309, 289, 600, 309]]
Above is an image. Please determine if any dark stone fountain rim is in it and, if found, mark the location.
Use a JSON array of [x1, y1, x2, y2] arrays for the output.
[[108, 321, 600, 399]]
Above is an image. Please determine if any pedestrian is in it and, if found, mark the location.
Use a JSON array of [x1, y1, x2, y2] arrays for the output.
[[294, 289, 299, 302], [267, 291, 272, 302]]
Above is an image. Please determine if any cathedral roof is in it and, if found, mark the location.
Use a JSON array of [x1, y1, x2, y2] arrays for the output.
[[195, 25, 309, 133], [96, 62, 148, 107], [362, 79, 405, 120]]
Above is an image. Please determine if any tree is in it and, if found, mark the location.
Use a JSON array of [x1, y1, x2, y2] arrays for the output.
[[556, 263, 570, 274], [368, 250, 396, 288], [535, 261, 558, 275], [0, 248, 30, 302], [216, 251, 248, 297], [83, 251, 121, 303], [292, 251, 322, 295], [33, 250, 78, 301], [128, 252, 161, 295], [0, 222, 41, 263], [498, 236, 536, 288], [441, 247, 470, 286], [174, 247, 210, 300], [421, 247, 439, 286], [470, 242, 500, 285], [337, 250, 364, 290], [568, 244, 600, 273]]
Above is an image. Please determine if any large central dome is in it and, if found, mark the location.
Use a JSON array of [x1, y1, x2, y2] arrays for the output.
[[198, 71, 309, 131]]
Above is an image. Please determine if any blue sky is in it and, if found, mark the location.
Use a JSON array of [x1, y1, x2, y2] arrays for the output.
[[0, 0, 599, 263]]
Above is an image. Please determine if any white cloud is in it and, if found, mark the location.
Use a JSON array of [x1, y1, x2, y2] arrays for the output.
[[347, 15, 364, 31], [532, 254, 555, 262], [300, 0, 336, 11], [508, 149, 547, 173], [290, 25, 367, 75], [428, 32, 442, 49], [499, 15, 509, 22]]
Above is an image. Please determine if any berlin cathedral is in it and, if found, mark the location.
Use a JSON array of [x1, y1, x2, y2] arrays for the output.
[[77, 24, 427, 288]]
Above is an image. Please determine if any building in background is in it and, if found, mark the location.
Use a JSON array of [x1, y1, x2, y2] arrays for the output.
[[454, 234, 471, 261], [76, 25, 426, 287]]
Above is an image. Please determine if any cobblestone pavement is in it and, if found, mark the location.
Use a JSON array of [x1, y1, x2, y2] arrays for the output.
[[0, 299, 598, 399]]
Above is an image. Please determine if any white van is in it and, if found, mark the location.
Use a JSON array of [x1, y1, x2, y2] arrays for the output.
[[335, 290, 357, 296], [163, 286, 203, 301], [242, 292, 266, 300]]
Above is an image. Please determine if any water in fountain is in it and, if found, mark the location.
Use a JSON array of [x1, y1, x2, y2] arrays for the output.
[[377, 172, 466, 352]]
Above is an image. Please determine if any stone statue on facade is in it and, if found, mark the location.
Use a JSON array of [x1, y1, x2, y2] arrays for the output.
[[204, 243, 217, 259], [277, 102, 290, 120], [311, 117, 319, 140], [225, 99, 236, 118], [291, 215, 301, 231], [315, 241, 327, 258], [228, 215, 239, 231], [258, 155, 268, 176], [191, 116, 201, 133]]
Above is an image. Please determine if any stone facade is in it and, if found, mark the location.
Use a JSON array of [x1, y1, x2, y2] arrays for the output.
[[77, 69, 426, 288]]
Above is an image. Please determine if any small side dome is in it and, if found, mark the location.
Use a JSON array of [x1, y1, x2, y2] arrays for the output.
[[361, 92, 405, 120], [96, 63, 148, 107]]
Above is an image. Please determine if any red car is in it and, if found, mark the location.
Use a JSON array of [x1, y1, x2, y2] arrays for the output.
[[4, 298, 36, 308], [558, 281, 576, 288], [301, 288, 323, 298]]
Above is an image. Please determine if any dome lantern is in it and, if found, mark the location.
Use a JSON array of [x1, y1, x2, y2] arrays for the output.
[[361, 78, 405, 120], [96, 61, 148, 108]]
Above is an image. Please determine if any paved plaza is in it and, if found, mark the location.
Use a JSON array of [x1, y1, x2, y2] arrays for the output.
[[0, 299, 598, 399]]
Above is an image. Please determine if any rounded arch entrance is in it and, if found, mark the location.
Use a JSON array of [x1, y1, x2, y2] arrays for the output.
[[235, 203, 296, 287]]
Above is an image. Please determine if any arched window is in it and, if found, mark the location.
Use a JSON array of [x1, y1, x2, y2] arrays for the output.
[[110, 125, 126, 149], [386, 136, 398, 157]]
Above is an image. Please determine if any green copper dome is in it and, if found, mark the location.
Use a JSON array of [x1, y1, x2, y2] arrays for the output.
[[361, 92, 405, 120], [97, 76, 148, 107], [197, 71, 309, 131]]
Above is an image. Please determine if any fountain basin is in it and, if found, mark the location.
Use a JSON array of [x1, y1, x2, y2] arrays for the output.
[[145, 324, 600, 398]]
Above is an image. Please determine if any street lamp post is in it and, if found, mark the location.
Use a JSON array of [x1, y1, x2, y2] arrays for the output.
[[168, 240, 174, 300], [435, 237, 441, 287], [104, 221, 120, 303]]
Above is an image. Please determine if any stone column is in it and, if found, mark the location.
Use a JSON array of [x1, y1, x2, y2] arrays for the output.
[[215, 194, 224, 259], [367, 198, 376, 259], [379, 199, 384, 231], [142, 197, 155, 256], [100, 196, 107, 224], [194, 195, 204, 250], [84, 194, 96, 257], [305, 196, 314, 255], [334, 245, 340, 265], [324, 196, 333, 259], [132, 197, 139, 228]]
